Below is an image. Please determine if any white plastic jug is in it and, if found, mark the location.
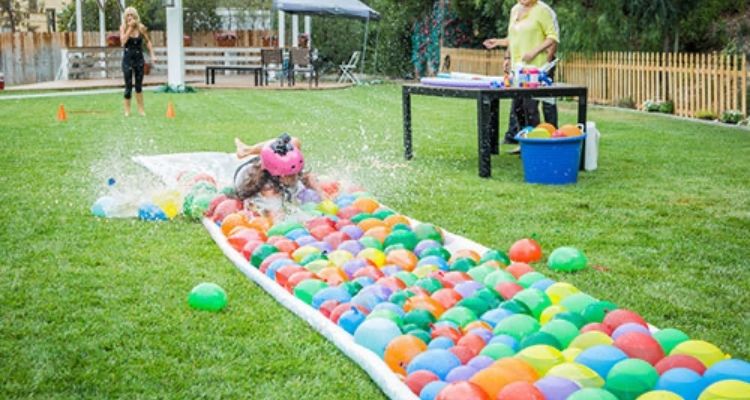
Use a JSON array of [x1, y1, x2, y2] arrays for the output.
[[585, 121, 600, 171]]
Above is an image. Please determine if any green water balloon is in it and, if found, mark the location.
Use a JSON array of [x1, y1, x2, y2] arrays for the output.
[[188, 282, 228, 312], [548, 246, 588, 272]]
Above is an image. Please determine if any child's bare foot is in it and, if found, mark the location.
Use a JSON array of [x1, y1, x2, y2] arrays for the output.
[[235, 137, 252, 157]]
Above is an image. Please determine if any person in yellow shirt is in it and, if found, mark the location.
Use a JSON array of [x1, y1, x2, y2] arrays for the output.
[[484, 0, 559, 152]]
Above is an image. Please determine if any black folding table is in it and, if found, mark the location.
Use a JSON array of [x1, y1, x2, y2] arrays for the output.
[[402, 83, 588, 178]]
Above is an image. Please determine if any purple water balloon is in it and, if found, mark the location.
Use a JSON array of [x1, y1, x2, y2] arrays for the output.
[[454, 281, 483, 299], [343, 258, 368, 278], [295, 235, 317, 246], [340, 225, 364, 240], [359, 284, 392, 300], [445, 365, 478, 382], [338, 239, 364, 256], [414, 239, 442, 257], [467, 355, 494, 370], [381, 265, 402, 277], [612, 322, 652, 340], [467, 328, 492, 344], [534, 376, 581, 400], [297, 188, 322, 204]]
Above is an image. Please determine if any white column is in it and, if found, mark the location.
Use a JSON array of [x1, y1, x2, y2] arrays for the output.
[[99, 1, 106, 78], [304, 16, 311, 48], [99, 3, 106, 47], [166, 0, 185, 87], [291, 14, 298, 47], [277, 10, 285, 48], [75, 0, 83, 47]]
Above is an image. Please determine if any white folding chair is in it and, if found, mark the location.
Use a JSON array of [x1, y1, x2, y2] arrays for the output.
[[337, 51, 361, 84]]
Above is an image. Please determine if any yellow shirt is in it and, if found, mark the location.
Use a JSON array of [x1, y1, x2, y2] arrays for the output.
[[508, 2, 559, 67]]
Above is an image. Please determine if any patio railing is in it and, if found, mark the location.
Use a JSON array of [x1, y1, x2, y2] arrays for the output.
[[60, 47, 265, 80]]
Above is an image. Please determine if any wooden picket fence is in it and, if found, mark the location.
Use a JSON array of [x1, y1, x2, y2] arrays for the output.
[[439, 47, 748, 118], [558, 52, 747, 118]]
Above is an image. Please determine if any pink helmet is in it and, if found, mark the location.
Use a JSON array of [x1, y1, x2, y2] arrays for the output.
[[260, 133, 304, 177]]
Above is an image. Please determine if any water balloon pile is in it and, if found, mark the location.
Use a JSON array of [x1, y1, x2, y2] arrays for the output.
[[90, 170, 234, 221], [92, 166, 749, 399], [202, 185, 749, 400]]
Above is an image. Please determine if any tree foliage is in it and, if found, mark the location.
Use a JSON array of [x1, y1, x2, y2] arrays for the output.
[[58, 0, 225, 33], [0, 0, 30, 32]]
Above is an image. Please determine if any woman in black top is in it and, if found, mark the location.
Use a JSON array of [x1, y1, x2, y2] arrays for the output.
[[120, 7, 156, 116]]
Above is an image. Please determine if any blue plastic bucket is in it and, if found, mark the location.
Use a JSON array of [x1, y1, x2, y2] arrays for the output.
[[516, 134, 586, 185]]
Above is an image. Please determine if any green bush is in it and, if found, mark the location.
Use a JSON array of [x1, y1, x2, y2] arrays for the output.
[[721, 110, 743, 124], [659, 100, 674, 114], [643, 99, 661, 112], [695, 109, 718, 120]]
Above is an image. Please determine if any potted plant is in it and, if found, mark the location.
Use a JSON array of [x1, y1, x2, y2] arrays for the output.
[[215, 31, 238, 47], [107, 33, 121, 47]]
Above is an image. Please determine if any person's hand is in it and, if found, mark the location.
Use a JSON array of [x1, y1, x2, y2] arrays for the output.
[[503, 59, 510, 73], [483, 39, 498, 49], [150, 55, 158, 63], [129, 20, 138, 29], [522, 51, 536, 63]]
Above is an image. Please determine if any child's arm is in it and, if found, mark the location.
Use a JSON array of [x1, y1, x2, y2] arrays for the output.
[[301, 173, 324, 196]]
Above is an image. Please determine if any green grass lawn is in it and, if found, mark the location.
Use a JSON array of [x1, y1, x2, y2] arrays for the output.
[[1, 84, 748, 398]]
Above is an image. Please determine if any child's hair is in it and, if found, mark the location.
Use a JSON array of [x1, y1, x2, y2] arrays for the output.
[[234, 158, 301, 202]]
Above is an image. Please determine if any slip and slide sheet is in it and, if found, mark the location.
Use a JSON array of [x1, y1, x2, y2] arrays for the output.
[[132, 153, 744, 400], [134, 152, 484, 400]]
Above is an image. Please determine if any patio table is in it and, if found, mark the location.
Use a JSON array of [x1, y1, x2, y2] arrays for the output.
[[402, 83, 588, 178]]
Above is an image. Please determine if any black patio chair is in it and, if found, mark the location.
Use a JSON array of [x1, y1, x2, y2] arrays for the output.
[[261, 48, 285, 86]]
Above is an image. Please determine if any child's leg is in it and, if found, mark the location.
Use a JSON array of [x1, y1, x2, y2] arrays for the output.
[[235, 137, 264, 158]]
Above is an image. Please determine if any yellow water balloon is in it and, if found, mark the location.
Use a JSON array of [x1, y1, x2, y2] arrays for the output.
[[569, 331, 614, 351], [327, 250, 354, 267], [637, 390, 683, 400], [698, 380, 750, 400], [516, 345, 565, 375], [540, 305, 567, 325], [413, 264, 439, 278], [670, 340, 728, 368], [546, 362, 605, 388], [545, 282, 581, 304]]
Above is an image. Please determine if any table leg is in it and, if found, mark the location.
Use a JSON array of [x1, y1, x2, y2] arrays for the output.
[[212, 69, 216, 84], [478, 94, 492, 178], [578, 92, 588, 171], [490, 98, 500, 154], [403, 88, 413, 160], [205, 69, 209, 85]]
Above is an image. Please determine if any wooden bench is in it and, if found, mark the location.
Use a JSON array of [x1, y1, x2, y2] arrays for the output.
[[205, 65, 262, 85]]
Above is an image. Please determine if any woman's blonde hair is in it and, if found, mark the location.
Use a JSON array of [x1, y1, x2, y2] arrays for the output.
[[123, 7, 146, 31], [124, 7, 140, 23]]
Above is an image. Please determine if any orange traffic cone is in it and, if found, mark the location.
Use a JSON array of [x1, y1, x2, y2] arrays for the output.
[[57, 104, 68, 122], [166, 101, 176, 118]]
